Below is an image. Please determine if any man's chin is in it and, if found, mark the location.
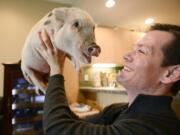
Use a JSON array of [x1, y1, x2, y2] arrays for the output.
[[116, 73, 129, 84], [116, 75, 123, 84]]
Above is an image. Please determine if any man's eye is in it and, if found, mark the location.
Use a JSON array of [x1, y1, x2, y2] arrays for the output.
[[138, 49, 145, 54]]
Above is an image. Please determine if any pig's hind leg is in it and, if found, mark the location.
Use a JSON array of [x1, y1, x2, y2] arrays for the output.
[[21, 65, 48, 94]]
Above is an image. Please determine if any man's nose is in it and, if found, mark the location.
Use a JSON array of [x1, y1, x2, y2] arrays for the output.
[[123, 51, 134, 62]]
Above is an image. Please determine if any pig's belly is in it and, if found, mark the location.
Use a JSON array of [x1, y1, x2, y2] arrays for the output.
[[22, 43, 50, 73]]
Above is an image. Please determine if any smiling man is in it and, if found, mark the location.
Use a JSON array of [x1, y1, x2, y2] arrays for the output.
[[37, 23, 180, 135], [117, 25, 180, 105]]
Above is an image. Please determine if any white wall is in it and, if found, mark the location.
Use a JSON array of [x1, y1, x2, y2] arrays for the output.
[[0, 0, 65, 97], [94, 27, 143, 64]]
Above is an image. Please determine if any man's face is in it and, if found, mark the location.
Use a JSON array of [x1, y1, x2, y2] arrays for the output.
[[117, 30, 174, 92]]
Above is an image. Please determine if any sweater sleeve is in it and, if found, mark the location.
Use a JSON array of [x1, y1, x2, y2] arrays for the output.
[[83, 103, 128, 124], [43, 74, 152, 135]]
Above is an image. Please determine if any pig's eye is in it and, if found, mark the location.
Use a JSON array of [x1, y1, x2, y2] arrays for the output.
[[73, 21, 79, 28]]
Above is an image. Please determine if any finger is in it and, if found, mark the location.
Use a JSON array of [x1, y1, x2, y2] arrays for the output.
[[50, 29, 55, 39], [42, 29, 53, 51], [62, 53, 66, 61], [54, 48, 66, 59], [50, 29, 56, 47], [57, 48, 66, 55], [37, 31, 47, 50], [59, 50, 66, 61], [36, 45, 47, 58], [53, 46, 59, 54], [36, 39, 46, 53]]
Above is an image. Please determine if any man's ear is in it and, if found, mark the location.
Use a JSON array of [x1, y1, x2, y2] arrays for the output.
[[160, 65, 180, 84]]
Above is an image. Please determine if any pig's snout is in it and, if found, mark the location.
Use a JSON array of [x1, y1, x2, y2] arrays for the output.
[[88, 43, 101, 57]]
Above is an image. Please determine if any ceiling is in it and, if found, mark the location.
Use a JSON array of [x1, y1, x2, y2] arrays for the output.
[[45, 0, 180, 30]]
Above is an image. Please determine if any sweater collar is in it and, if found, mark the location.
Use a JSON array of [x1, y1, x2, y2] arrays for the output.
[[125, 94, 173, 114]]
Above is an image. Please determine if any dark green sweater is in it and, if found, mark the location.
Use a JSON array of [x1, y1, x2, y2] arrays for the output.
[[43, 74, 180, 135]]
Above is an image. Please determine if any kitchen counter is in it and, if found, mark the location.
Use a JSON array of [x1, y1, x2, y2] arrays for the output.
[[80, 86, 126, 94]]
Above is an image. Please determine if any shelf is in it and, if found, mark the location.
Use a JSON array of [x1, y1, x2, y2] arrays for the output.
[[80, 86, 127, 94], [12, 89, 36, 95], [12, 114, 42, 124], [13, 129, 40, 135], [12, 103, 44, 110], [2, 63, 44, 135]]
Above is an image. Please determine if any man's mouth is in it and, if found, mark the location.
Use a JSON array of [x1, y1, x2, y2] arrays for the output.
[[122, 65, 132, 72]]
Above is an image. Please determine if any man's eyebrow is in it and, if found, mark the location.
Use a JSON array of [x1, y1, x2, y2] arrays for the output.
[[136, 44, 153, 54], [134, 44, 144, 49]]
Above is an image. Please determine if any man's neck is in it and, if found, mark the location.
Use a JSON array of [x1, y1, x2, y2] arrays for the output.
[[126, 87, 172, 106], [127, 92, 138, 106]]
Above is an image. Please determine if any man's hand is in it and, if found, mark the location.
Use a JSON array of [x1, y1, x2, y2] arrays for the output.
[[37, 29, 66, 76]]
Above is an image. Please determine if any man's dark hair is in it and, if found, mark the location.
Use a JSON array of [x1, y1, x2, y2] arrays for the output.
[[149, 23, 180, 95]]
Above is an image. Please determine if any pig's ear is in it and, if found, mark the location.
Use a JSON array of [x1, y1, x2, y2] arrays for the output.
[[52, 8, 66, 26]]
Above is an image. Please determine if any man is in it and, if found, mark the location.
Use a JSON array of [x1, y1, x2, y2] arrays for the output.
[[37, 23, 180, 135]]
